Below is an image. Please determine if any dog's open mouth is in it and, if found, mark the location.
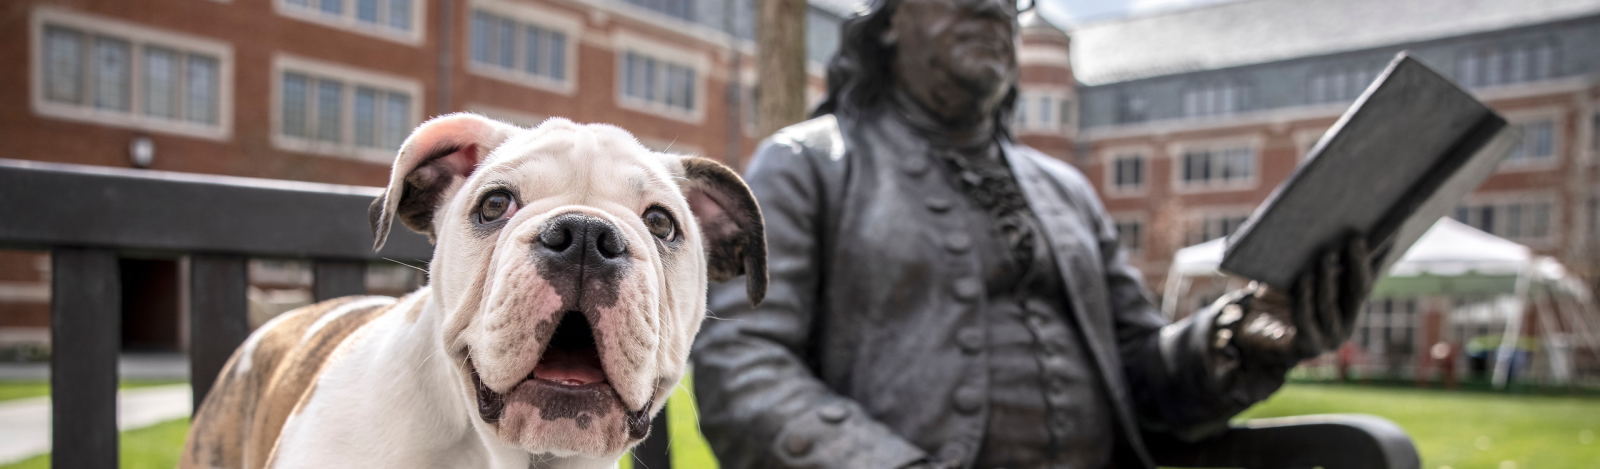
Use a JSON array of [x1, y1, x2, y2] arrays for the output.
[[531, 311, 607, 386], [470, 311, 629, 423]]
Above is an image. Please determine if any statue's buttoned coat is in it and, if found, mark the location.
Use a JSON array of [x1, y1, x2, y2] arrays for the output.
[[693, 114, 1255, 469]]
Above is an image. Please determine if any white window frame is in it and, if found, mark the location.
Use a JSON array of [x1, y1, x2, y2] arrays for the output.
[[1169, 136, 1262, 193], [275, 0, 426, 46], [1111, 212, 1147, 260], [612, 32, 709, 124], [271, 54, 423, 163], [1497, 108, 1563, 172], [1100, 145, 1151, 197], [465, 0, 582, 96], [1181, 80, 1246, 118], [1014, 87, 1075, 135], [1455, 191, 1560, 247], [1308, 63, 1381, 105], [30, 7, 234, 141], [1183, 206, 1255, 246]]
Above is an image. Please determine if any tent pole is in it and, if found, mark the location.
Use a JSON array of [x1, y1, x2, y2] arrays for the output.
[[1553, 287, 1600, 367], [1532, 286, 1567, 385], [1492, 259, 1538, 390]]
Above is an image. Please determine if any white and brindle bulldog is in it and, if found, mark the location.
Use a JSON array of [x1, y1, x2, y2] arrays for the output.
[[180, 113, 767, 469]]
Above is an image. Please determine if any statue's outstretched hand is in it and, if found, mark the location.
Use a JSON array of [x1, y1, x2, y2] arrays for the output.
[[1223, 234, 1375, 365]]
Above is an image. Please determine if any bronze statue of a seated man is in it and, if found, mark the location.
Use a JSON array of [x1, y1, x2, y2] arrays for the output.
[[691, 0, 1372, 466]]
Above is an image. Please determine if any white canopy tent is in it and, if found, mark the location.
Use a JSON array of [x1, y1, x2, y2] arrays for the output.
[[1163, 217, 1600, 388]]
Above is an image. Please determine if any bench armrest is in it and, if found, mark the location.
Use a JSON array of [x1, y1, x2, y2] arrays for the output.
[[1146, 414, 1420, 469]]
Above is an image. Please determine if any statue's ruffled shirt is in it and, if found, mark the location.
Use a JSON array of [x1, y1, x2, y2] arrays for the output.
[[890, 102, 1115, 468]]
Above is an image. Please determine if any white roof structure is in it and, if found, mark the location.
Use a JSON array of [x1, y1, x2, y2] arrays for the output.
[[1170, 217, 1569, 285], [1069, 0, 1600, 85], [1167, 217, 1600, 388]]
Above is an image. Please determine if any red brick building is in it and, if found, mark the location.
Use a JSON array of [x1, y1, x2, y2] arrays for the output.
[[0, 0, 847, 354]]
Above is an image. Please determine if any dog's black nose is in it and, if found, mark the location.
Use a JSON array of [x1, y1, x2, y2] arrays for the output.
[[536, 213, 628, 270]]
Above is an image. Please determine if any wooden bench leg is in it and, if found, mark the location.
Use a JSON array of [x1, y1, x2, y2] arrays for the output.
[[51, 248, 120, 469], [189, 254, 250, 413], [313, 259, 367, 302]]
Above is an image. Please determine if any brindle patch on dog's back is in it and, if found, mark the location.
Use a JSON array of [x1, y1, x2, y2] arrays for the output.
[[180, 292, 425, 469]]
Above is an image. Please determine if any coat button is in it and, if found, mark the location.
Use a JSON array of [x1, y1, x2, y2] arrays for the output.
[[818, 403, 850, 423], [945, 233, 972, 253], [953, 384, 983, 414], [902, 155, 930, 176], [926, 196, 954, 213], [957, 328, 984, 353], [954, 277, 982, 302], [783, 432, 812, 456]]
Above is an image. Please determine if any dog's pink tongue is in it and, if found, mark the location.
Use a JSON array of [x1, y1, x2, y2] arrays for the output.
[[532, 348, 607, 386]]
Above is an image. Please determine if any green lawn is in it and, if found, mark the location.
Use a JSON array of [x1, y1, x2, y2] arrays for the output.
[[0, 418, 190, 469], [7, 381, 1596, 469], [1237, 382, 1600, 469], [0, 380, 189, 402]]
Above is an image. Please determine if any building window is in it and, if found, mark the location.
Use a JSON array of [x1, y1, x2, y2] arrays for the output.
[[1453, 200, 1553, 242], [1111, 154, 1144, 192], [1014, 92, 1072, 133], [274, 56, 420, 161], [622, 0, 693, 21], [1116, 92, 1147, 124], [470, 10, 569, 85], [1456, 39, 1558, 88], [1187, 213, 1249, 245], [1504, 119, 1555, 166], [1181, 80, 1246, 118], [621, 51, 697, 113], [33, 10, 230, 139], [1309, 63, 1381, 104], [279, 0, 419, 42], [1115, 219, 1143, 256], [1179, 146, 1254, 189]]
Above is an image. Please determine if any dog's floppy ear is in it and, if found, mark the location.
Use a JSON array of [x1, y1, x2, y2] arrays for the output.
[[370, 113, 518, 251], [676, 157, 767, 305]]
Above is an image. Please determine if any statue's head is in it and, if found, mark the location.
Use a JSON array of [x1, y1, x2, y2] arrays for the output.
[[814, 0, 1026, 130]]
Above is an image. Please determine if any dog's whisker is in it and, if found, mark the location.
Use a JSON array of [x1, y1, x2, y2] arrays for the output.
[[382, 257, 428, 274], [414, 348, 443, 374], [674, 380, 710, 440]]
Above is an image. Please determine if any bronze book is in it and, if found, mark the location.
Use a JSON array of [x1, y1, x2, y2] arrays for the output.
[[1220, 52, 1522, 289]]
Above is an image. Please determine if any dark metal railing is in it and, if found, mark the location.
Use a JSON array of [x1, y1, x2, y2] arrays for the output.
[[0, 158, 439, 468]]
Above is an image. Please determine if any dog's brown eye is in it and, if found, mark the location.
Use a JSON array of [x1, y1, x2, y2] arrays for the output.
[[643, 208, 675, 241], [478, 191, 516, 223]]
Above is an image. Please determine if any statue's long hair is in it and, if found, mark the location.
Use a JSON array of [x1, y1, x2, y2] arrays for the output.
[[810, 0, 1018, 138]]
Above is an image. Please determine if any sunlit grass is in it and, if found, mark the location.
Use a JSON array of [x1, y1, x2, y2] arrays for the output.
[[0, 380, 189, 402], [0, 418, 190, 469], [1239, 382, 1600, 469], [6, 380, 1594, 469]]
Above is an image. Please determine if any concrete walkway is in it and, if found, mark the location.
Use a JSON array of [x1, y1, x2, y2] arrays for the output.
[[0, 385, 192, 464], [0, 353, 191, 381]]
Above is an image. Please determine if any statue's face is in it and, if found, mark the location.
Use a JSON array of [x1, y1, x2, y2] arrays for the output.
[[887, 0, 1018, 115]]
